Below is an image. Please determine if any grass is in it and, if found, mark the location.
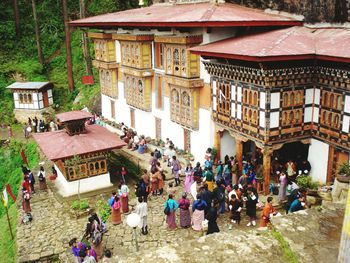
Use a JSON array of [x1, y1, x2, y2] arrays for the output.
[[271, 229, 299, 263], [0, 205, 17, 263]]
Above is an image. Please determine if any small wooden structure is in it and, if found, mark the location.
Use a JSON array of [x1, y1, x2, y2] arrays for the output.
[[6, 82, 54, 123], [33, 110, 126, 197]]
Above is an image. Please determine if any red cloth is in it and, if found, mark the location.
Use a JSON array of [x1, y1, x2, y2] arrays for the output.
[[6, 184, 17, 202], [21, 149, 29, 166]]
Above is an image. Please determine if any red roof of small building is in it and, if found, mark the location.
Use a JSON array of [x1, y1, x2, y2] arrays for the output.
[[33, 125, 126, 160], [70, 3, 302, 28], [190, 26, 350, 62], [56, 111, 93, 123]]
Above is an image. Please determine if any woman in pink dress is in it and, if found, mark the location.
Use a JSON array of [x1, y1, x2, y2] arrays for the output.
[[184, 163, 194, 194]]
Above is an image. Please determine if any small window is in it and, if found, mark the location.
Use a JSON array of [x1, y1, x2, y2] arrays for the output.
[[324, 92, 328, 107], [283, 93, 288, 107], [289, 111, 294, 123], [253, 92, 258, 106], [290, 92, 295, 106], [330, 94, 334, 108]]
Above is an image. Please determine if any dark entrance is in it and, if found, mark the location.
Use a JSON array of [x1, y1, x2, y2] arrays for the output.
[[276, 141, 309, 164]]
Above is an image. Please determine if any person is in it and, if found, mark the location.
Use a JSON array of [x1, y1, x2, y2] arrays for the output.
[[213, 180, 226, 214], [38, 166, 48, 191], [28, 170, 35, 193], [223, 162, 231, 186], [39, 119, 45, 132], [49, 120, 56, 131], [297, 159, 311, 175], [178, 192, 191, 228], [50, 166, 58, 180], [119, 182, 129, 213], [33, 116, 38, 133], [151, 168, 159, 196], [108, 192, 122, 225], [86, 246, 97, 262], [228, 184, 241, 201], [21, 175, 31, 194], [22, 187, 31, 213], [79, 250, 96, 263], [278, 172, 288, 202], [215, 161, 223, 181], [171, 156, 181, 186], [238, 173, 249, 189], [135, 176, 148, 203], [285, 159, 296, 180], [200, 183, 213, 214], [184, 163, 194, 194], [21, 165, 29, 176], [91, 212, 107, 234], [101, 250, 112, 262], [193, 162, 203, 183], [203, 167, 215, 192], [289, 196, 306, 213], [206, 205, 220, 235], [286, 187, 306, 214], [245, 187, 258, 226], [164, 194, 179, 230], [204, 148, 212, 162], [192, 194, 207, 231], [69, 238, 87, 263], [135, 197, 148, 235], [156, 162, 165, 195], [229, 194, 242, 225], [260, 196, 276, 227]]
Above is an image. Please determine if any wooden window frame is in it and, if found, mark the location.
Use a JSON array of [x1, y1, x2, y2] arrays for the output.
[[155, 43, 164, 69]]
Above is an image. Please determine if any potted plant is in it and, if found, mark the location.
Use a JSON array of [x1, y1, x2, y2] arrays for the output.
[[337, 162, 350, 183], [296, 175, 319, 196]]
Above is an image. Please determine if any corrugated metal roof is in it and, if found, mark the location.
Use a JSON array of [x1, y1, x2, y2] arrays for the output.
[[6, 82, 52, 90], [33, 124, 126, 160], [190, 26, 350, 62], [56, 111, 93, 123], [70, 3, 302, 28]]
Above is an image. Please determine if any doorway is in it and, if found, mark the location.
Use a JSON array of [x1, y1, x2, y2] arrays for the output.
[[220, 130, 236, 161], [276, 141, 309, 164]]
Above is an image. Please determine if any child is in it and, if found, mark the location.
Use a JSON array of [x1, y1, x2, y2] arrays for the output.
[[229, 194, 242, 225]]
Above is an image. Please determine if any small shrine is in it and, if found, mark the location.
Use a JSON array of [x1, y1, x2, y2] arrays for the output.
[[33, 110, 126, 197], [6, 81, 54, 123]]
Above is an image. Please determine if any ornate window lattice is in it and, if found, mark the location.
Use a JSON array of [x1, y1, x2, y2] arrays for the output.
[[121, 42, 142, 68], [124, 74, 151, 111], [170, 85, 198, 129], [282, 90, 304, 107], [320, 109, 341, 129], [217, 82, 231, 116], [243, 88, 258, 107], [19, 93, 33, 104], [281, 109, 303, 126], [164, 44, 193, 77], [321, 90, 342, 111], [65, 159, 107, 181], [99, 69, 117, 98], [243, 107, 258, 125]]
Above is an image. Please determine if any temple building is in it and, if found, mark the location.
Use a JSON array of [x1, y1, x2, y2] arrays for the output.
[[33, 110, 126, 197], [70, 0, 349, 191], [6, 81, 54, 123]]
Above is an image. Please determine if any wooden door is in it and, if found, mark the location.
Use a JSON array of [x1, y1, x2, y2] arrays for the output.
[[110, 100, 115, 119], [155, 117, 161, 140], [336, 150, 349, 176], [42, 91, 49, 107], [130, 108, 135, 128], [184, 128, 191, 152]]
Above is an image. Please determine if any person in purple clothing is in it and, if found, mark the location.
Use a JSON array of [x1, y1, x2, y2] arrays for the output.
[[86, 245, 97, 261], [69, 238, 87, 263]]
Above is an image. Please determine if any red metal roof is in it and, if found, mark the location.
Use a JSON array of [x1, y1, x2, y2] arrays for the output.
[[33, 125, 126, 160], [70, 3, 302, 28], [56, 111, 93, 123], [190, 26, 350, 62]]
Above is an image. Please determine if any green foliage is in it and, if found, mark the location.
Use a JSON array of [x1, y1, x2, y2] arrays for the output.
[[71, 199, 89, 210], [0, 140, 40, 217], [296, 175, 319, 190], [110, 152, 142, 181], [96, 199, 111, 223], [271, 229, 299, 263], [338, 162, 350, 176], [0, 205, 17, 263]]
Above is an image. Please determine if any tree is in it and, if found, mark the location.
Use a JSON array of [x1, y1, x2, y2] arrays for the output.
[[31, 0, 44, 66], [13, 0, 20, 38], [79, 0, 93, 76], [62, 0, 74, 91]]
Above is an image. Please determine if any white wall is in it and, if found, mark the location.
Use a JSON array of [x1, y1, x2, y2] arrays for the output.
[[220, 131, 236, 161], [308, 139, 329, 184], [54, 164, 112, 197]]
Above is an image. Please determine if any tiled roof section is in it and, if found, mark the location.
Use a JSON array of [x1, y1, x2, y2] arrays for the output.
[[33, 124, 126, 160], [6, 82, 52, 90], [70, 3, 302, 28], [190, 26, 350, 62], [56, 111, 93, 123]]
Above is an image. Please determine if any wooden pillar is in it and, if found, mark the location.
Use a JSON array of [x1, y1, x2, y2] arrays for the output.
[[214, 130, 221, 162], [326, 145, 335, 183], [236, 138, 243, 173], [263, 148, 272, 195]]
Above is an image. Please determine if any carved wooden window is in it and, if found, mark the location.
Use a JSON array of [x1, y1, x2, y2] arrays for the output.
[[282, 109, 302, 126], [242, 106, 258, 125], [170, 86, 198, 129], [253, 92, 258, 106], [155, 43, 164, 69], [173, 48, 180, 74], [329, 94, 334, 108], [120, 41, 145, 68], [322, 90, 342, 111], [290, 92, 295, 106], [19, 94, 23, 103], [337, 95, 342, 110], [321, 109, 341, 128], [282, 90, 303, 107], [244, 90, 248, 103], [217, 82, 231, 116], [283, 93, 289, 107], [124, 74, 151, 111]]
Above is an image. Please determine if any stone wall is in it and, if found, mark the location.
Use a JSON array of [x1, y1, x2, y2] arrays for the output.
[[228, 0, 349, 22], [14, 107, 54, 123]]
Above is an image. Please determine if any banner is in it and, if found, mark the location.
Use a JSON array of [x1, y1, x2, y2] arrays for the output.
[[6, 184, 16, 203], [2, 188, 8, 207], [21, 149, 29, 166]]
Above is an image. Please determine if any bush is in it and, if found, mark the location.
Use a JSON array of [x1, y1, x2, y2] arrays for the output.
[[296, 175, 319, 190], [96, 200, 111, 223], [71, 199, 89, 210], [338, 162, 350, 176]]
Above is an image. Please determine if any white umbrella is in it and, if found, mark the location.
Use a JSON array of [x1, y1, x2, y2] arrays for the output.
[[190, 181, 197, 200]]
